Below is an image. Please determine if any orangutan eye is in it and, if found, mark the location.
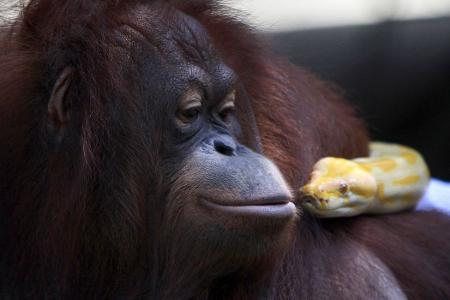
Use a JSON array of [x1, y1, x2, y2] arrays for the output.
[[218, 102, 235, 122], [178, 105, 201, 123], [177, 89, 203, 125], [218, 90, 236, 123]]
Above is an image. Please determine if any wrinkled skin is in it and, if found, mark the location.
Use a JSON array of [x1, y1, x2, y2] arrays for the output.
[[99, 6, 299, 297], [125, 4, 297, 268]]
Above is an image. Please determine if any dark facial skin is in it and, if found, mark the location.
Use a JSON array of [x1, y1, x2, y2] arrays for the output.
[[102, 6, 298, 292]]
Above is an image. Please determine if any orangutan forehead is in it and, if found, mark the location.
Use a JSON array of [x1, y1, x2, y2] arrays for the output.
[[122, 3, 218, 66]]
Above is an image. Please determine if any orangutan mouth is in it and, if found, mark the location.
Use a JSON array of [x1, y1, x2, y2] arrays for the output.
[[200, 196, 297, 219]]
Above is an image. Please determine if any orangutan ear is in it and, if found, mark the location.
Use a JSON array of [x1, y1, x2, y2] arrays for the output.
[[48, 67, 74, 126]]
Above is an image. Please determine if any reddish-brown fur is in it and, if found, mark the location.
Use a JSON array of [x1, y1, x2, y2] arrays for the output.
[[0, 0, 449, 299]]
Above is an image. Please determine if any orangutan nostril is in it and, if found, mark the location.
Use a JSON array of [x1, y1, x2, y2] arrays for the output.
[[214, 140, 235, 156]]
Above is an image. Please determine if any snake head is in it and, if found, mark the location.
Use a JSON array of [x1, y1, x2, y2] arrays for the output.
[[301, 157, 377, 217]]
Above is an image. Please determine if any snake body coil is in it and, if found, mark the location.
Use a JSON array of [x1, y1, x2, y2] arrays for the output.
[[302, 142, 430, 218]]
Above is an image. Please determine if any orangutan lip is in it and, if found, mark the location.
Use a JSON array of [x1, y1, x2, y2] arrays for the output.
[[204, 195, 291, 207], [200, 196, 297, 218]]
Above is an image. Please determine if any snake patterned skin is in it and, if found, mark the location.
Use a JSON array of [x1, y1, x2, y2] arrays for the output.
[[301, 142, 430, 218]]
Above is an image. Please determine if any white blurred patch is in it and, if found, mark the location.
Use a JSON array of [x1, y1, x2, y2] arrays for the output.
[[226, 0, 450, 31], [417, 178, 450, 215]]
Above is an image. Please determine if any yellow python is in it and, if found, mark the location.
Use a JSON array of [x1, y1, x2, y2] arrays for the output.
[[301, 142, 430, 218]]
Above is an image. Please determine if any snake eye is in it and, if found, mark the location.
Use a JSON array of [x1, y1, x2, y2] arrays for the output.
[[339, 183, 348, 194]]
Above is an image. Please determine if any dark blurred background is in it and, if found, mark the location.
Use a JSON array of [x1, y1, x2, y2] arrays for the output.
[[269, 18, 450, 180], [228, 1, 450, 180]]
